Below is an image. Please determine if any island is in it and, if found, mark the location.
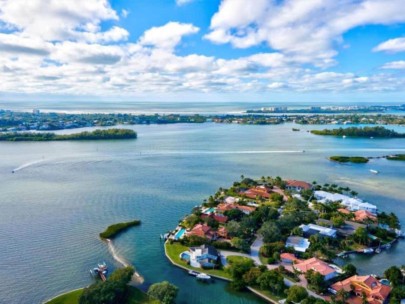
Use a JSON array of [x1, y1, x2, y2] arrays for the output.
[[0, 129, 137, 141], [329, 156, 369, 163], [310, 126, 405, 138], [164, 176, 404, 304], [100, 220, 141, 239], [387, 154, 405, 161]]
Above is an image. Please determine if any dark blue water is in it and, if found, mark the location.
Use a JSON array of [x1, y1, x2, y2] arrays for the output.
[[0, 123, 404, 303]]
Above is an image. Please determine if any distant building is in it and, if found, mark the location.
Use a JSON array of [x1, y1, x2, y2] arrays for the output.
[[300, 223, 337, 238], [314, 191, 377, 214], [286, 180, 313, 192], [294, 257, 337, 280], [286, 236, 311, 252], [330, 275, 391, 304]]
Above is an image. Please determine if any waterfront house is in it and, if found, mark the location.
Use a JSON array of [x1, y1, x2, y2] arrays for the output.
[[285, 236, 311, 252], [224, 196, 238, 204], [294, 257, 337, 280], [280, 253, 302, 264], [314, 191, 377, 214], [236, 204, 256, 215], [187, 224, 215, 240], [330, 275, 391, 304], [286, 180, 313, 192], [201, 213, 228, 224], [316, 219, 366, 238], [188, 245, 220, 268], [300, 223, 337, 238], [242, 186, 271, 199], [216, 203, 236, 213], [354, 210, 378, 223]]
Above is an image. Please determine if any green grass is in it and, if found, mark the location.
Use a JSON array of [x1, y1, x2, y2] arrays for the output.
[[259, 253, 268, 265], [45, 289, 84, 304], [329, 156, 369, 163], [99, 220, 141, 239], [165, 242, 232, 279], [45, 287, 156, 304], [226, 255, 253, 264]]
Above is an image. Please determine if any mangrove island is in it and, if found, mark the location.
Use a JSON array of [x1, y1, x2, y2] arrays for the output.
[[311, 126, 405, 138], [100, 220, 141, 239]]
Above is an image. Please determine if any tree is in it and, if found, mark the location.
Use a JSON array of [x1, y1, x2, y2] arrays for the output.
[[224, 208, 245, 221], [343, 263, 357, 277], [384, 266, 403, 287], [259, 221, 281, 243], [256, 270, 285, 294], [352, 227, 369, 245], [336, 289, 350, 303], [287, 285, 308, 303], [242, 267, 262, 285], [226, 220, 241, 238], [305, 269, 326, 293], [147, 281, 178, 304], [331, 215, 345, 227]]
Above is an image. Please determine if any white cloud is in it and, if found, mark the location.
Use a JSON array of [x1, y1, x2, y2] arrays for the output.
[[205, 0, 405, 67], [139, 22, 199, 50], [176, 0, 195, 6], [374, 37, 405, 53], [381, 60, 405, 69]]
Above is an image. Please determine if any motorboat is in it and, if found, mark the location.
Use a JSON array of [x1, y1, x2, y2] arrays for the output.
[[196, 273, 211, 280], [188, 270, 200, 276], [370, 169, 379, 174]]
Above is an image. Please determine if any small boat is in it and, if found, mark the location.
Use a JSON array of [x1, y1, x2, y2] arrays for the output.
[[196, 273, 211, 280], [11, 170, 15, 174], [342, 135, 346, 138], [363, 248, 374, 254], [188, 270, 200, 276], [370, 169, 379, 174]]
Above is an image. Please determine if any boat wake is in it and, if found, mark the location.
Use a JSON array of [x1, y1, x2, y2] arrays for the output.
[[12, 159, 45, 173], [105, 239, 144, 284]]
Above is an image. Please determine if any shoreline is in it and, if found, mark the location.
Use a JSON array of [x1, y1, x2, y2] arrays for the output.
[[163, 241, 277, 304], [42, 288, 84, 304]]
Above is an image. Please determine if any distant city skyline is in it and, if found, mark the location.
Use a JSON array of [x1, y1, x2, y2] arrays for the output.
[[1, 0, 405, 103]]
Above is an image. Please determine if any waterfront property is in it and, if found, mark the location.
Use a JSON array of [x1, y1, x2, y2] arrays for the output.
[[187, 224, 215, 240], [330, 275, 391, 304], [314, 190, 378, 214], [300, 223, 337, 238], [183, 245, 220, 269], [285, 236, 311, 252], [285, 180, 313, 192], [294, 258, 338, 281], [174, 228, 187, 240], [280, 253, 302, 264]]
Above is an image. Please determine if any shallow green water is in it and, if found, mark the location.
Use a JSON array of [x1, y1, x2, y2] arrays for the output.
[[0, 123, 404, 303]]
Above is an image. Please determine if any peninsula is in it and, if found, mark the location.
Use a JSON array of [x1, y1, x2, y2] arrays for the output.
[[100, 220, 141, 239], [0, 129, 137, 141], [165, 176, 404, 304]]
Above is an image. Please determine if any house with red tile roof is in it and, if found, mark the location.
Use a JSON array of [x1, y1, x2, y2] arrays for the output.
[[338, 208, 351, 215], [187, 224, 215, 240], [235, 204, 256, 215], [330, 275, 391, 304], [216, 203, 237, 213], [201, 213, 228, 224], [286, 180, 313, 192], [294, 257, 337, 280], [242, 186, 271, 199], [280, 253, 302, 264], [354, 210, 378, 223]]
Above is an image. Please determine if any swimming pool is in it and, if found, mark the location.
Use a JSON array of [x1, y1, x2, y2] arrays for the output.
[[174, 228, 186, 240], [180, 251, 191, 261], [203, 207, 216, 214]]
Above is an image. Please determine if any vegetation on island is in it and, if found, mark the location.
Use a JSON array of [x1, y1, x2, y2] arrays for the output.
[[46, 289, 84, 304], [0, 129, 137, 141], [386, 154, 405, 161], [100, 220, 141, 239], [329, 156, 369, 163], [311, 126, 405, 138]]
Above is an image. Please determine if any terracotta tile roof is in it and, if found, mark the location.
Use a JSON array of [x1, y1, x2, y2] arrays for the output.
[[236, 204, 256, 213], [294, 257, 336, 276], [243, 186, 270, 199], [286, 180, 313, 190], [331, 275, 391, 303], [354, 210, 377, 222], [216, 203, 237, 213], [201, 213, 228, 223], [188, 224, 212, 238], [280, 253, 302, 263], [338, 208, 351, 215]]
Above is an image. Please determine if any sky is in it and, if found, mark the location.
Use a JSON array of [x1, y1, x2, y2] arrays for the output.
[[1, 0, 405, 103]]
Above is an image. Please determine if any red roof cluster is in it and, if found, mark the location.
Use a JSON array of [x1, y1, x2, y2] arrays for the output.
[[286, 180, 313, 190], [294, 257, 336, 276]]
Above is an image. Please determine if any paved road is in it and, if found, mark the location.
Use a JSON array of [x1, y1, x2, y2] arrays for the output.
[[250, 235, 263, 265]]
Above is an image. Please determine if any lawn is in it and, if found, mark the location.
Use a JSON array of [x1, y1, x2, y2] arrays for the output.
[[45, 287, 156, 304], [165, 242, 232, 280]]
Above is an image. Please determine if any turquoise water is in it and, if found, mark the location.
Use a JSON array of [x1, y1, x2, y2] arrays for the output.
[[174, 229, 186, 240], [0, 122, 404, 303]]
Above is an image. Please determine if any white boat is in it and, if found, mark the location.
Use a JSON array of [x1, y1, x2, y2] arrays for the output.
[[188, 270, 199, 276], [370, 169, 379, 174], [342, 135, 346, 138], [363, 248, 374, 254], [196, 273, 211, 280]]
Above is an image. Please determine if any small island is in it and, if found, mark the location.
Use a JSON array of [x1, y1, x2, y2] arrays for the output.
[[311, 126, 405, 138], [387, 154, 405, 161], [0, 128, 137, 141], [329, 156, 369, 163], [100, 220, 141, 239]]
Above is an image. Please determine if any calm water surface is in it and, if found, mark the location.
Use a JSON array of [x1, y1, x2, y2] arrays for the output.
[[0, 123, 404, 304]]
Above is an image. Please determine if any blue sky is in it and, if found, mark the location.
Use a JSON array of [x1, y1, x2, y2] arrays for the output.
[[1, 0, 405, 103]]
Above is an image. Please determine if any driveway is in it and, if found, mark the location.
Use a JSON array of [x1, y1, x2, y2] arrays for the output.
[[249, 235, 263, 265]]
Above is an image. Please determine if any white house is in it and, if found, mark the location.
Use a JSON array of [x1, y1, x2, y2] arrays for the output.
[[286, 236, 311, 252], [300, 223, 337, 238], [314, 191, 377, 214]]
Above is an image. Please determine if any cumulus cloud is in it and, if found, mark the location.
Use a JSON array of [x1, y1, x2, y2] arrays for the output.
[[205, 0, 405, 67], [381, 60, 405, 69], [374, 37, 405, 53], [139, 22, 199, 50]]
